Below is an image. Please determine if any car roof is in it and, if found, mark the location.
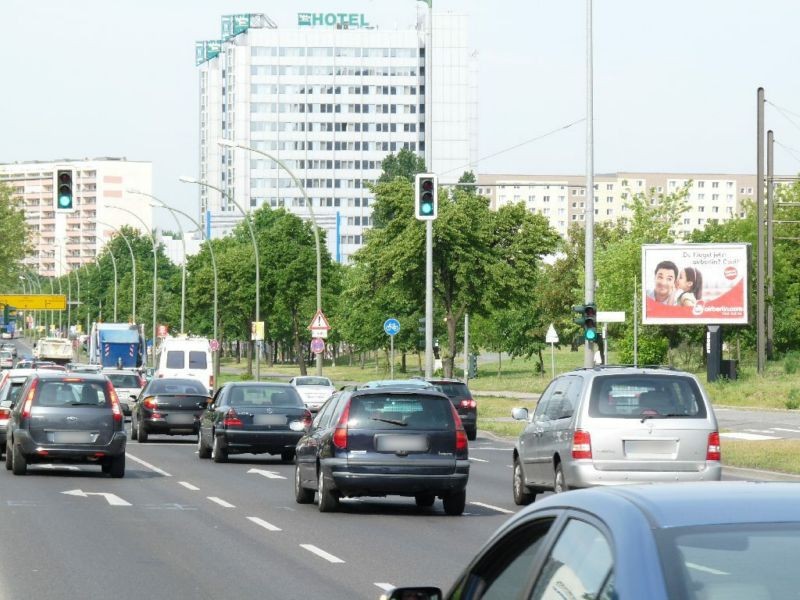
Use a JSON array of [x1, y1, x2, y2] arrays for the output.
[[425, 377, 468, 384], [569, 365, 693, 378], [102, 369, 141, 375], [351, 387, 449, 400], [35, 371, 108, 382], [360, 379, 436, 389], [226, 381, 292, 388]]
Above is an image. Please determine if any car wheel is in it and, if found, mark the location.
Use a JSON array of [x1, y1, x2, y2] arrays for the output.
[[466, 427, 477, 441], [317, 469, 338, 512], [554, 463, 569, 493], [513, 458, 535, 505], [12, 443, 27, 476], [5, 441, 12, 471], [101, 462, 112, 474], [280, 448, 295, 463], [212, 434, 228, 463], [443, 490, 466, 515], [130, 416, 138, 439], [109, 454, 125, 478], [197, 430, 211, 459], [136, 418, 148, 443], [415, 493, 436, 508], [294, 464, 315, 504]]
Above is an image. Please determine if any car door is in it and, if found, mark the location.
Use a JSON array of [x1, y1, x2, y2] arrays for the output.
[[519, 381, 556, 485], [538, 376, 581, 481], [201, 385, 227, 440], [296, 392, 341, 487]]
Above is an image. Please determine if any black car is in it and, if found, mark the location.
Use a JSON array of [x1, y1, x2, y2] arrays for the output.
[[294, 387, 470, 514], [426, 378, 477, 440], [198, 382, 311, 463], [131, 378, 210, 442], [4, 372, 127, 476]]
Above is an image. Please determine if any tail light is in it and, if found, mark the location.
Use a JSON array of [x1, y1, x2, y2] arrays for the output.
[[21, 379, 38, 420], [302, 409, 312, 428], [707, 432, 721, 461], [223, 408, 243, 428], [107, 385, 123, 423], [332, 401, 351, 449], [572, 430, 592, 459], [0, 407, 10, 420], [142, 396, 157, 410], [459, 398, 477, 409], [449, 403, 468, 453]]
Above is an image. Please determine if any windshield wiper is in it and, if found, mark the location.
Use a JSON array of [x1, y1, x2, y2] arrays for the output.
[[641, 413, 689, 423], [371, 417, 407, 427]]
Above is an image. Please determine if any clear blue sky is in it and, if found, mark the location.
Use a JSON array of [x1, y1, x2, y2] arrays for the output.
[[3, 0, 799, 224]]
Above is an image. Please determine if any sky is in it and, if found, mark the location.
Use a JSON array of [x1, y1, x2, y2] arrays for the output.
[[3, 0, 800, 226]]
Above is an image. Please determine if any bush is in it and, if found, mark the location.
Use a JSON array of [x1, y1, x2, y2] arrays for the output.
[[616, 330, 669, 366], [786, 388, 800, 410], [785, 353, 800, 375]]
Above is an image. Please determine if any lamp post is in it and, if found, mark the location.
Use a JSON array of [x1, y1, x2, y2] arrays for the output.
[[108, 205, 158, 370], [216, 139, 325, 376], [102, 245, 119, 321], [97, 221, 137, 323], [129, 190, 187, 334], [17, 276, 27, 339], [179, 175, 261, 380]]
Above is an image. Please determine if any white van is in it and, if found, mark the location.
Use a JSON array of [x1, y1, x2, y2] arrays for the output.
[[156, 337, 214, 392]]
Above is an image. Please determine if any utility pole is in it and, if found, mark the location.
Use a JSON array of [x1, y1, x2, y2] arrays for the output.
[[584, 0, 595, 368], [767, 129, 774, 359], [424, 0, 434, 378], [756, 87, 765, 375]]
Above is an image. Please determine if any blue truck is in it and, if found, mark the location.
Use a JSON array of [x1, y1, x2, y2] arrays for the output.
[[89, 322, 146, 369]]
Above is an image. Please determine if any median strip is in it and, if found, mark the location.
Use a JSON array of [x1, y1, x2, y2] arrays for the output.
[[300, 544, 345, 564]]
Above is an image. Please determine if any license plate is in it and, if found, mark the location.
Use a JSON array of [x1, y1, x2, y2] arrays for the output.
[[376, 434, 429, 453], [254, 415, 285, 426], [53, 431, 93, 444], [167, 414, 195, 425]]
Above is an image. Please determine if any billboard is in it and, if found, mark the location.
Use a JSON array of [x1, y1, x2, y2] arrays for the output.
[[641, 243, 750, 325]]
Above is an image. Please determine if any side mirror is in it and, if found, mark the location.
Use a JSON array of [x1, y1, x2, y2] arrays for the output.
[[511, 407, 529, 421], [380, 588, 442, 600]]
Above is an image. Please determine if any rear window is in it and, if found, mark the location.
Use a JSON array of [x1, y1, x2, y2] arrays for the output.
[[589, 375, 707, 419], [295, 377, 331, 387], [432, 382, 470, 401], [348, 394, 455, 430], [148, 379, 207, 395], [189, 351, 207, 369], [228, 386, 303, 408], [36, 380, 110, 407], [108, 374, 141, 389], [166, 351, 184, 369]]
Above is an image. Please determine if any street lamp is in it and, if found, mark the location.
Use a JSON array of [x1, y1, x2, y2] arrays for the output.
[[97, 221, 137, 323], [129, 190, 187, 334], [100, 244, 118, 321], [216, 139, 325, 376], [179, 175, 261, 380], [108, 205, 158, 370]]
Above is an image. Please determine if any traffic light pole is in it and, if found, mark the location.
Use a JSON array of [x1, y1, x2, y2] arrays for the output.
[[425, 219, 433, 378], [584, 0, 596, 369]]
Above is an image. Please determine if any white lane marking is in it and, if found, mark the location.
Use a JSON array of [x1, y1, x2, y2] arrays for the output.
[[469, 457, 489, 463], [773, 427, 800, 433], [61, 489, 131, 506], [38, 464, 80, 471], [247, 468, 287, 480], [470, 447, 511, 451], [720, 432, 779, 441], [375, 583, 395, 592], [469, 501, 514, 514], [178, 481, 200, 491], [247, 516, 282, 532], [300, 544, 345, 564], [126, 453, 172, 477], [745, 429, 780, 434], [207, 496, 235, 508], [686, 562, 729, 576]]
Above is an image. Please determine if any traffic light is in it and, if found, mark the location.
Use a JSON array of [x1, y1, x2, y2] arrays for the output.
[[572, 303, 598, 343], [417, 317, 426, 350], [414, 173, 438, 221], [55, 169, 75, 212]]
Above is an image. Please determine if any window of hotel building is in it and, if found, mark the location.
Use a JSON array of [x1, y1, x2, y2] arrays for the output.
[[572, 214, 578, 221], [558, 208, 565, 215], [606, 196, 613, 203], [528, 195, 535, 202], [727, 181, 734, 188], [543, 196, 550, 203], [559, 196, 565, 203], [712, 181, 719, 188], [571, 202, 577, 208], [593, 183, 598, 190], [580, 202, 585, 208], [514, 195, 521, 202], [606, 209, 613, 215], [698, 181, 705, 188], [684, 218, 691, 225], [712, 206, 719, 213], [657, 187, 663, 193], [581, 189, 586, 196], [637, 180, 643, 187], [747, 187, 753, 194], [712, 194, 719, 201], [572, 189, 578, 195], [698, 193, 704, 200], [669, 181, 676, 188], [698, 218, 705, 225], [698, 206, 705, 213], [606, 184, 613, 190]]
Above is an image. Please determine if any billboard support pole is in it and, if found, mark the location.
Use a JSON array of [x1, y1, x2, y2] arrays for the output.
[[756, 87, 766, 375], [767, 129, 774, 360]]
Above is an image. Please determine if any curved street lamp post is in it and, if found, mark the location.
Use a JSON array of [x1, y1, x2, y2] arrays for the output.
[[97, 221, 137, 323]]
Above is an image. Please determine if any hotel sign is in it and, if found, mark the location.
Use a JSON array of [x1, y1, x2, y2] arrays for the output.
[[298, 13, 369, 28], [195, 40, 222, 66]]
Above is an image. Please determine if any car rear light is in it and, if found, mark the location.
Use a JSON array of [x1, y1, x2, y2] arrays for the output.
[[223, 408, 243, 428], [332, 401, 351, 449], [572, 430, 592, 459], [142, 396, 157, 410], [209, 375, 215, 389], [107, 385, 123, 423], [707, 432, 721, 461], [302, 409, 312, 428], [21, 379, 38, 420], [0, 408, 10, 419], [459, 398, 477, 409], [448, 403, 469, 453]]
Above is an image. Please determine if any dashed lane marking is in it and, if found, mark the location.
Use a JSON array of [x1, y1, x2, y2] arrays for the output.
[[247, 516, 282, 532], [126, 453, 172, 477], [207, 496, 235, 508], [469, 457, 489, 463], [469, 501, 514, 514], [178, 481, 200, 491], [300, 544, 345, 564]]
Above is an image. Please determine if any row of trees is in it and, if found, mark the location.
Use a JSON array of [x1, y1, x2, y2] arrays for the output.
[[7, 151, 800, 376]]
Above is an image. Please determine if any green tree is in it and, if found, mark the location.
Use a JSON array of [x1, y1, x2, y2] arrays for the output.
[[0, 183, 31, 289]]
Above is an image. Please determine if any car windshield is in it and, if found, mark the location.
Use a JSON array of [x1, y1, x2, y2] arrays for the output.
[[36, 380, 110, 406], [348, 394, 454, 430], [659, 523, 800, 599], [432, 382, 469, 400], [295, 377, 332, 387], [228, 386, 304, 408], [108, 374, 141, 388], [589, 375, 707, 419], [147, 379, 207, 395]]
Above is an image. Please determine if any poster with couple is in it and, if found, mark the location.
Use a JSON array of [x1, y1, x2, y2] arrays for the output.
[[641, 243, 750, 325]]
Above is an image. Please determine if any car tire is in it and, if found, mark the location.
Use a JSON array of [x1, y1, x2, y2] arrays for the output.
[[197, 431, 211, 459], [415, 493, 436, 508], [317, 469, 338, 513], [101, 462, 112, 474], [466, 427, 477, 441], [136, 418, 148, 443], [280, 449, 295, 463], [554, 462, 569, 493], [294, 464, 315, 504], [513, 458, 535, 505], [109, 454, 125, 478], [443, 490, 466, 516], [212, 434, 228, 463], [5, 441, 12, 471], [130, 416, 138, 439], [12, 443, 27, 476]]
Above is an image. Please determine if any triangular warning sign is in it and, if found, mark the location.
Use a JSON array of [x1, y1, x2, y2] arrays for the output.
[[307, 309, 331, 330]]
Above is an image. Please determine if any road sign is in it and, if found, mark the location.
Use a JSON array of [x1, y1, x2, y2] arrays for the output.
[[310, 338, 325, 354], [545, 323, 559, 344], [0, 294, 66, 310], [210, 339, 220, 352], [597, 311, 625, 323], [383, 318, 401, 336], [307, 309, 331, 331], [310, 328, 328, 339]]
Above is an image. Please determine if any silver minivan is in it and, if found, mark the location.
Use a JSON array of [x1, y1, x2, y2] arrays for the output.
[[511, 366, 721, 504]]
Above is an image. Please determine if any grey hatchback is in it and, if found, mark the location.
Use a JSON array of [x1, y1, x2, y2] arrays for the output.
[[511, 366, 721, 504], [5, 372, 127, 477]]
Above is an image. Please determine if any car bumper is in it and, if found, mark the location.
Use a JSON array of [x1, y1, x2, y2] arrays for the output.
[[219, 430, 304, 452], [325, 459, 470, 496], [142, 418, 199, 434], [13, 430, 127, 460], [565, 460, 723, 487], [458, 412, 477, 430]]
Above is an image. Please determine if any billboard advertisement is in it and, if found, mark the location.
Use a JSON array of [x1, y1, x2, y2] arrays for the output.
[[642, 243, 750, 325]]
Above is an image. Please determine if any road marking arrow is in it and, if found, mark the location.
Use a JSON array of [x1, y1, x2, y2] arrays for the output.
[[247, 468, 287, 480], [61, 489, 131, 506]]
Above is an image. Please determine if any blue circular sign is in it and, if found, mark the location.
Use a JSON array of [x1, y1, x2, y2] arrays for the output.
[[383, 318, 401, 336]]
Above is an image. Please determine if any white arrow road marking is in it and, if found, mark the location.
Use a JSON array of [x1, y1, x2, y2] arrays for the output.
[[61, 489, 131, 506], [247, 468, 287, 480], [300, 544, 345, 564], [469, 501, 514, 514], [126, 453, 172, 477], [207, 496, 235, 508], [469, 457, 489, 463], [375, 583, 395, 592], [178, 481, 200, 491], [247, 516, 282, 532]]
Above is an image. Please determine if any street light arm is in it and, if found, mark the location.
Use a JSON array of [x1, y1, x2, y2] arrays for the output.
[[96, 220, 137, 323]]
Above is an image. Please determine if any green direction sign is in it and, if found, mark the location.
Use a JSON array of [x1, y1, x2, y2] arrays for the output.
[[297, 13, 369, 28], [221, 14, 250, 39], [221, 15, 233, 39]]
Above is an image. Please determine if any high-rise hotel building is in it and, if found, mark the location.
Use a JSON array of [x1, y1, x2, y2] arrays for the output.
[[196, 11, 477, 262]]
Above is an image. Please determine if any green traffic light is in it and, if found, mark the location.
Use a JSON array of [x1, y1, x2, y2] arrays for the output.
[[421, 203, 433, 214], [585, 328, 597, 341], [59, 195, 71, 208]]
